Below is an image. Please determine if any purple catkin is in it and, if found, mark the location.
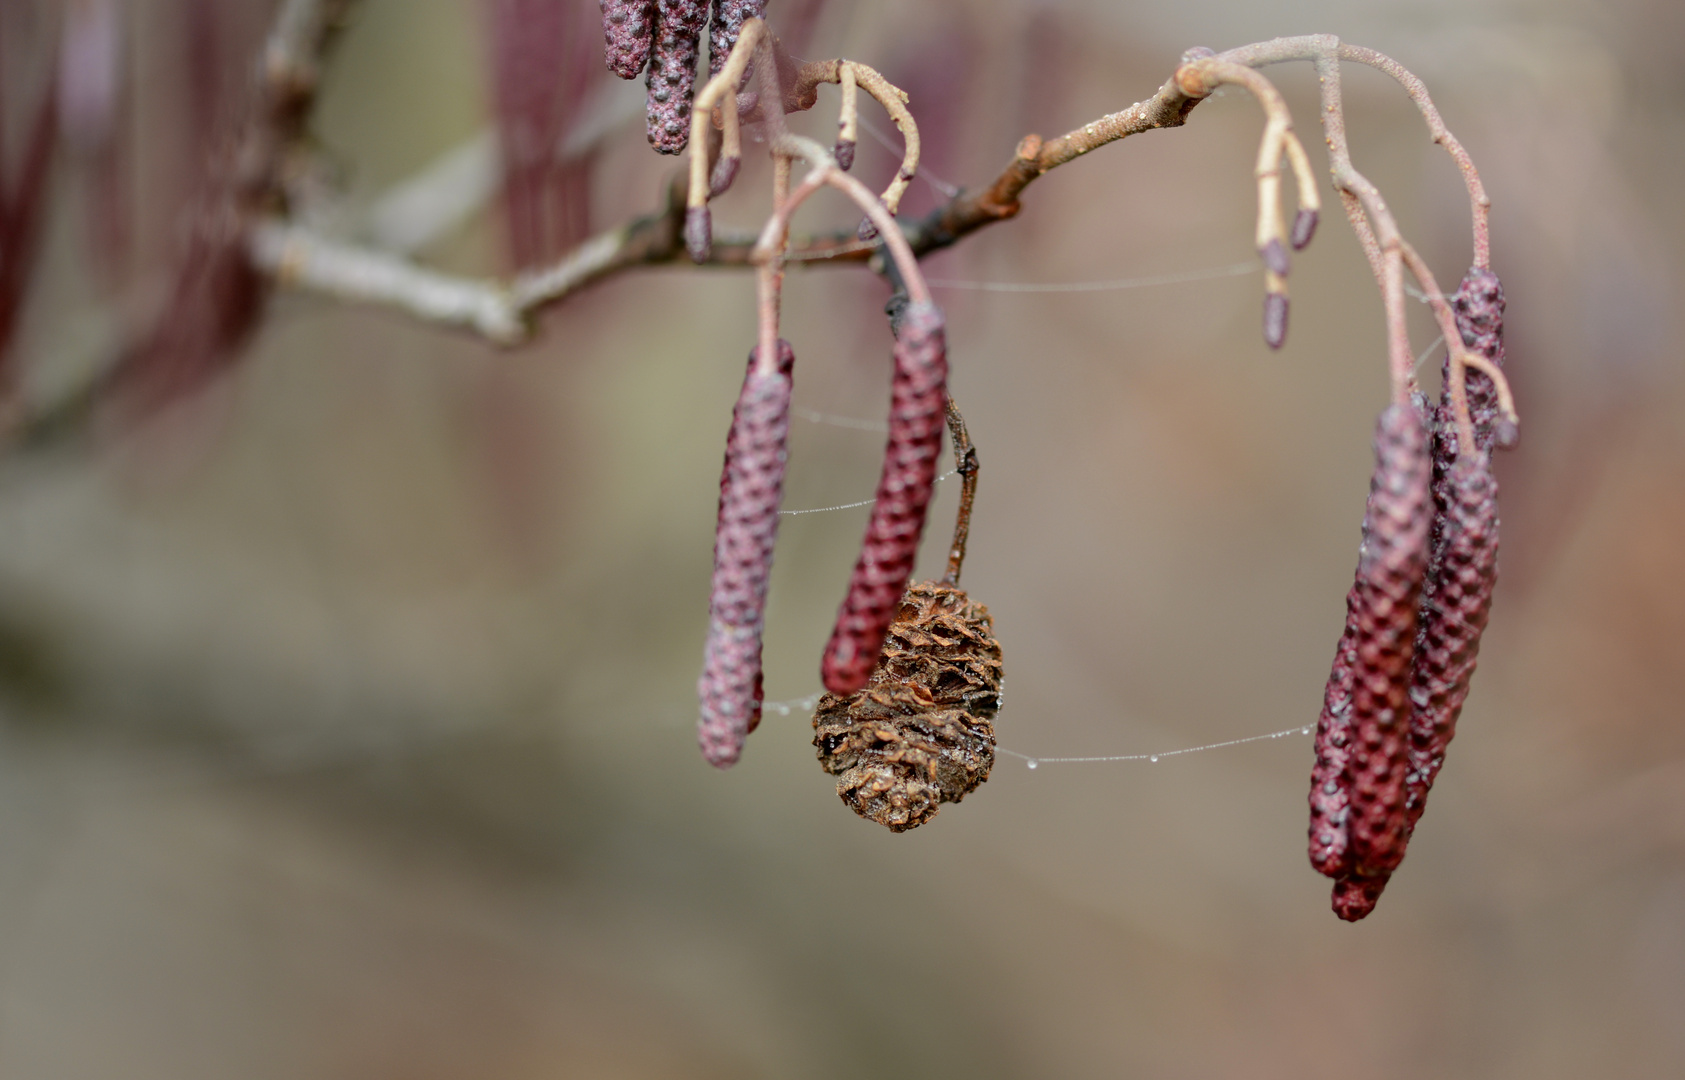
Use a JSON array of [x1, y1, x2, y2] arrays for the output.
[[1335, 404, 1432, 888], [707, 0, 765, 77], [1325, 406, 1501, 919], [1308, 605, 1359, 878], [1449, 266, 1507, 453], [1405, 449, 1499, 829], [698, 340, 794, 768], [645, 0, 708, 154], [600, 0, 656, 79], [821, 303, 949, 696]]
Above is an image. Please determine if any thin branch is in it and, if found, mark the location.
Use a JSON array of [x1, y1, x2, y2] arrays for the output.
[[941, 397, 979, 587]]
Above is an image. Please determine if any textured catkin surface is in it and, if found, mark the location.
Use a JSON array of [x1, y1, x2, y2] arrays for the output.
[[707, 0, 764, 76], [696, 342, 793, 768], [814, 580, 1001, 831], [821, 303, 949, 696], [1336, 405, 1432, 892], [600, 0, 655, 80], [1450, 266, 1507, 452], [1308, 605, 1359, 877], [1405, 452, 1498, 831], [645, 0, 708, 153]]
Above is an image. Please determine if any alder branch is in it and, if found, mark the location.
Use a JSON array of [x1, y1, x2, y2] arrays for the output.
[[8, 29, 1504, 449]]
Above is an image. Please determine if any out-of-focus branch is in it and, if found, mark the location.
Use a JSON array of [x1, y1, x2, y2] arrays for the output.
[[8, 28, 1497, 440]]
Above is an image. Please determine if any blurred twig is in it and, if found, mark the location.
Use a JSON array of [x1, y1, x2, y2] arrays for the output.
[[5, 27, 1500, 443]]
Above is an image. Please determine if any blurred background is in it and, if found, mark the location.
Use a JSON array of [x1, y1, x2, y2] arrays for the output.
[[1, 0, 1682, 1076]]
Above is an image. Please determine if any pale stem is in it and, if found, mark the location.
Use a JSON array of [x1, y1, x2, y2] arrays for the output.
[[689, 17, 764, 210]]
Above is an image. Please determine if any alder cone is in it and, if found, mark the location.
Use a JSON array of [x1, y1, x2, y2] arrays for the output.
[[1332, 404, 1432, 902], [814, 580, 1002, 832], [821, 303, 948, 695]]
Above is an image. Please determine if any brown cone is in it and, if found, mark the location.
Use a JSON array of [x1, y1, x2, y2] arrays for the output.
[[813, 580, 1001, 831]]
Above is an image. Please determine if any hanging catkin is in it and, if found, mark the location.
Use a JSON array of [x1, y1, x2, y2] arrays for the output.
[[707, 0, 764, 77], [1450, 266, 1509, 452], [1404, 451, 1498, 826], [697, 340, 793, 767], [599, 0, 655, 79], [821, 303, 949, 696], [645, 0, 709, 153], [1307, 403, 1432, 918]]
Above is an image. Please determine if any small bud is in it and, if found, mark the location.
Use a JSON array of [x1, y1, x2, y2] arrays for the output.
[[1263, 292, 1289, 349], [709, 153, 741, 197], [857, 215, 879, 242], [1260, 237, 1290, 277], [1494, 417, 1518, 449], [685, 205, 712, 263], [834, 138, 856, 172], [1290, 208, 1319, 251], [1180, 45, 1217, 62]]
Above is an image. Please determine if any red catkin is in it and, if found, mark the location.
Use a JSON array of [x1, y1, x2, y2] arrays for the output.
[[821, 303, 949, 696], [1344, 404, 1431, 872], [1312, 403, 1431, 920], [1328, 446, 1498, 919], [645, 0, 708, 154], [1404, 450, 1498, 832], [707, 0, 764, 77], [600, 0, 656, 80], [697, 341, 794, 768], [1308, 605, 1359, 877]]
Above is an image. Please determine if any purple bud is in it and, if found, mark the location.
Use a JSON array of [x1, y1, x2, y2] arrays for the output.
[[1264, 292, 1289, 350], [857, 216, 879, 242], [709, 153, 741, 197], [1291, 208, 1319, 251], [1494, 417, 1518, 449], [1260, 238, 1290, 277], [685, 205, 712, 263], [834, 138, 856, 172]]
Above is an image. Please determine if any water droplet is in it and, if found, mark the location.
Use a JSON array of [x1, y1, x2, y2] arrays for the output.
[[1301, 727, 1312, 736], [1149, 755, 1159, 763], [1026, 759, 1039, 770], [775, 704, 790, 716]]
